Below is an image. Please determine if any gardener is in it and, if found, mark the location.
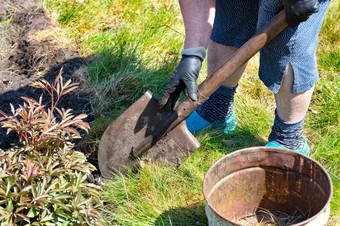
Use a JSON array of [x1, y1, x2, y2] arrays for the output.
[[159, 0, 331, 155]]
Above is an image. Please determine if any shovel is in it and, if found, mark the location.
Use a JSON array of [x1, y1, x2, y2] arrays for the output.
[[98, 11, 288, 178]]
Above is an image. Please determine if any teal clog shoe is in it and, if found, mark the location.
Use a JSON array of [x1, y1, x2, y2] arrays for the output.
[[186, 110, 237, 135], [266, 136, 309, 155]]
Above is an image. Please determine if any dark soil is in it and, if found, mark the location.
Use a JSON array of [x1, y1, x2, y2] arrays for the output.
[[0, 0, 94, 149]]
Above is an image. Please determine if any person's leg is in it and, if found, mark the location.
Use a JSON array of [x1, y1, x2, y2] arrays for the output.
[[275, 64, 314, 123], [207, 42, 246, 88], [257, 0, 331, 154], [196, 41, 247, 123], [186, 42, 245, 134], [267, 64, 313, 153], [186, 0, 259, 134]]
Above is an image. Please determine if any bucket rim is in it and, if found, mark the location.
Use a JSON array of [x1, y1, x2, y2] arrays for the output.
[[202, 146, 333, 226]]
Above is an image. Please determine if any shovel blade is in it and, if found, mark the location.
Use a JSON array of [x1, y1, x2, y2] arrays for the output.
[[98, 91, 200, 177]]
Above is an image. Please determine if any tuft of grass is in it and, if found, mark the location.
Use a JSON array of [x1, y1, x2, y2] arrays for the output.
[[317, 0, 340, 73], [43, 0, 183, 55], [101, 162, 208, 225], [41, 0, 340, 224], [43, 0, 183, 119]]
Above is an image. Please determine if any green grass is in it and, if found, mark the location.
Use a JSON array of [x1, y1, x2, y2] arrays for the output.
[[42, 0, 339, 224], [43, 0, 183, 116], [311, 1, 340, 218]]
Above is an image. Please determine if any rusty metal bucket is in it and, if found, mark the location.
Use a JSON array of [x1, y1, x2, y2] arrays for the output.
[[203, 147, 333, 226]]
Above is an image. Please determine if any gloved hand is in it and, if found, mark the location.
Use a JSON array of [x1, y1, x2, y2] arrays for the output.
[[159, 47, 206, 110], [282, 0, 319, 27]]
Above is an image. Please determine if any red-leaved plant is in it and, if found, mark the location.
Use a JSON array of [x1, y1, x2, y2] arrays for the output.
[[0, 69, 103, 225]]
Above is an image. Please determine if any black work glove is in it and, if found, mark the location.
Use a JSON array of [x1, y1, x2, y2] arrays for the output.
[[159, 47, 206, 110], [282, 0, 319, 27]]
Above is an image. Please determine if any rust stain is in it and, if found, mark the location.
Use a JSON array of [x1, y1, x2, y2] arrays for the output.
[[203, 147, 333, 225]]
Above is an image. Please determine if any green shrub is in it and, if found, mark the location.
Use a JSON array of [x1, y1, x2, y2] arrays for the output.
[[0, 70, 103, 225]]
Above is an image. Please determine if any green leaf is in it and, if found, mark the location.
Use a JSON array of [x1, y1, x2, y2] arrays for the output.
[[78, 198, 91, 207], [27, 207, 39, 218], [34, 194, 49, 202], [0, 214, 11, 226], [75, 172, 85, 188], [0, 173, 9, 179], [87, 187, 101, 197], [49, 199, 71, 212], [45, 179, 58, 194], [73, 187, 82, 207], [9, 192, 19, 198], [15, 206, 26, 213], [53, 212, 68, 223], [53, 194, 72, 200], [48, 188, 66, 194], [41, 213, 54, 222], [40, 175, 47, 195], [6, 178, 13, 196], [0, 206, 5, 215], [59, 175, 67, 185], [83, 183, 102, 191], [15, 213, 30, 223], [19, 185, 32, 194], [31, 184, 38, 198], [6, 199, 13, 213], [41, 209, 47, 219]]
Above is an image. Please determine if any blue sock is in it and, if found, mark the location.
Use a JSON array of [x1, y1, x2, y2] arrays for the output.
[[197, 85, 237, 124], [268, 109, 305, 150]]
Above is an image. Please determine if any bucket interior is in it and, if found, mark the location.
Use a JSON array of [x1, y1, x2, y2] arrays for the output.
[[203, 147, 332, 225]]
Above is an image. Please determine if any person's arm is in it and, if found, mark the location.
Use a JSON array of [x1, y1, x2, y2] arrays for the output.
[[159, 0, 215, 109], [179, 0, 215, 49]]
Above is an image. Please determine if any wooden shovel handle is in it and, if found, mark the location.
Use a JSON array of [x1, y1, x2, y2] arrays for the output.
[[133, 11, 287, 156], [168, 10, 288, 131]]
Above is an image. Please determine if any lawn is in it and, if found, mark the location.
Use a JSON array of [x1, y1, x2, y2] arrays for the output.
[[41, 0, 340, 225]]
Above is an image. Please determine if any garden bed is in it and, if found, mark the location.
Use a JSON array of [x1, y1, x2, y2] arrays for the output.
[[0, 0, 93, 149]]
